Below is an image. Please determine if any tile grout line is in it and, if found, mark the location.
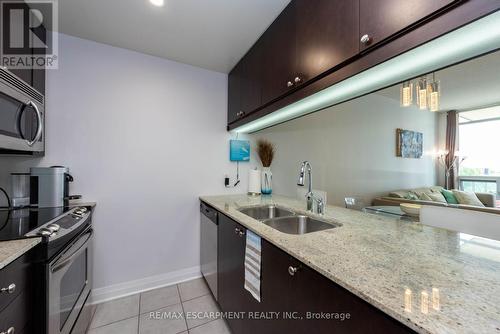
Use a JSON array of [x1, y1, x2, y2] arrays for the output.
[[186, 317, 220, 332], [180, 292, 211, 304], [177, 284, 190, 332], [89, 314, 139, 330], [86, 303, 98, 333], [137, 293, 142, 334]]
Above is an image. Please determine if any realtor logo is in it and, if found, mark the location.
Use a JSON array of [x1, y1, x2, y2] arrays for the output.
[[1, 0, 58, 69]]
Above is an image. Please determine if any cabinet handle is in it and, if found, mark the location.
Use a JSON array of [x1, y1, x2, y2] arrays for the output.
[[360, 34, 371, 45], [287, 81, 294, 88], [0, 284, 15, 294], [288, 266, 298, 276], [294, 76, 302, 84], [238, 230, 245, 237], [236, 111, 246, 118], [1, 327, 15, 334], [235, 227, 240, 234]]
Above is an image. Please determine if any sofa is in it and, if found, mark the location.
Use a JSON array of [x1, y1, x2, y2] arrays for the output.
[[372, 186, 500, 215]]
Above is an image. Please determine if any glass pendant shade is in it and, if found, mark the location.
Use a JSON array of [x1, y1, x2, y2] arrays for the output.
[[400, 81, 413, 107], [427, 78, 440, 112], [416, 77, 428, 110]]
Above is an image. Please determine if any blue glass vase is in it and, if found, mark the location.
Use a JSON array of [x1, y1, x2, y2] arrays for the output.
[[261, 167, 272, 195]]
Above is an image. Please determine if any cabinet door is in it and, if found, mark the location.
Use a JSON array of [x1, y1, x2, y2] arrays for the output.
[[252, 239, 294, 333], [359, 0, 457, 50], [261, 1, 297, 105], [218, 214, 247, 334], [228, 41, 263, 125], [227, 62, 243, 124], [30, 21, 46, 95], [295, 0, 359, 85], [239, 41, 262, 118], [291, 262, 415, 334]]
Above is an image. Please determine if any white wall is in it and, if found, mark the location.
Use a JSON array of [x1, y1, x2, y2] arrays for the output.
[[0, 34, 254, 298], [254, 93, 440, 205]]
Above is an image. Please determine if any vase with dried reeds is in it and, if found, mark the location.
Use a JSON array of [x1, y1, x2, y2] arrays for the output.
[[257, 139, 275, 194]]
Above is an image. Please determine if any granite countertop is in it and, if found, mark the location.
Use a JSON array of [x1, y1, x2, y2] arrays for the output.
[[0, 238, 41, 270], [200, 194, 500, 334]]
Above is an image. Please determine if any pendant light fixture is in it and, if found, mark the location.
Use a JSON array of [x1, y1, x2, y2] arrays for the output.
[[427, 73, 441, 112], [416, 76, 428, 110], [400, 81, 413, 107], [399, 73, 441, 111]]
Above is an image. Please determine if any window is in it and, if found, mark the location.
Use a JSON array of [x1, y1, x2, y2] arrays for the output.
[[458, 106, 500, 199]]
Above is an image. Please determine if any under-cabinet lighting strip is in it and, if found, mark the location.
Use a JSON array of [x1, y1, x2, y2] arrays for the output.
[[233, 11, 500, 133]]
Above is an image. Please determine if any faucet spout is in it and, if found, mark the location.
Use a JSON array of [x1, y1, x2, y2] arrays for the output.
[[297, 161, 314, 211]]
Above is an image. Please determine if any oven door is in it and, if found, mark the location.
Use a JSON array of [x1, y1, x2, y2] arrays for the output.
[[48, 227, 93, 334], [0, 72, 44, 153]]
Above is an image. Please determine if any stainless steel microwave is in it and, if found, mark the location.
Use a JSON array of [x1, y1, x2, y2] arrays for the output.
[[0, 67, 45, 155]]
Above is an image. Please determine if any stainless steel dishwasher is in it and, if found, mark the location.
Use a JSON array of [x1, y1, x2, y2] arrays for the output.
[[200, 202, 218, 300]]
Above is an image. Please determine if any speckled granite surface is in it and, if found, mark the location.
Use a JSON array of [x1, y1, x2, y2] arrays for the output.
[[200, 194, 500, 334], [0, 237, 40, 269]]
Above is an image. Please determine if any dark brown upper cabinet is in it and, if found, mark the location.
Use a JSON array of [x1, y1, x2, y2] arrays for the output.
[[227, 39, 263, 124], [295, 0, 360, 86], [227, 0, 499, 129], [2, 0, 46, 95], [227, 61, 243, 124], [359, 0, 458, 50], [261, 0, 359, 106], [260, 2, 297, 105]]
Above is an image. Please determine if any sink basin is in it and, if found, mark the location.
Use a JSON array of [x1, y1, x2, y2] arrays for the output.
[[238, 205, 295, 221], [262, 215, 341, 235]]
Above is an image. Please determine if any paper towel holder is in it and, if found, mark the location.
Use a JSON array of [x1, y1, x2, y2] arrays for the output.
[[248, 168, 261, 196]]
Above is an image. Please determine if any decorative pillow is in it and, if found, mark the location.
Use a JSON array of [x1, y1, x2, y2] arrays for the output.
[[428, 192, 447, 203], [430, 186, 444, 193], [419, 193, 433, 201], [404, 192, 419, 201], [389, 190, 409, 199], [441, 189, 459, 204], [452, 190, 485, 207], [411, 187, 433, 197]]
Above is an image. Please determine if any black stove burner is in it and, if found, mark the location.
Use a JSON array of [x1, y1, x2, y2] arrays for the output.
[[0, 206, 74, 241]]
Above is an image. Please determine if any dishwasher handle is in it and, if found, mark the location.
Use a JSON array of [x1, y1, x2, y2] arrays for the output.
[[200, 202, 218, 224]]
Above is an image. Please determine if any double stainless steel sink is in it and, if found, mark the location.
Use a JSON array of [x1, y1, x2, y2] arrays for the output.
[[238, 205, 341, 235]]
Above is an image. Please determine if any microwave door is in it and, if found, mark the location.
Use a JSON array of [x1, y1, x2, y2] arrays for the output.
[[0, 70, 44, 153], [0, 93, 44, 152]]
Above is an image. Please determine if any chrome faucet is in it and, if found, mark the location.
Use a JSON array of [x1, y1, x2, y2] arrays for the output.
[[297, 161, 324, 215]]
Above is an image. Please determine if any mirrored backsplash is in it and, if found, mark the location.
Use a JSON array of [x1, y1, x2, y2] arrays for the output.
[[252, 50, 500, 208]]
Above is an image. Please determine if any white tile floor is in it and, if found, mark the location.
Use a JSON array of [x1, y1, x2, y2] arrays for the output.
[[87, 278, 231, 334]]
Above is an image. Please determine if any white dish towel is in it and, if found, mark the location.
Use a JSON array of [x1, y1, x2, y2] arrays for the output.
[[244, 230, 262, 302]]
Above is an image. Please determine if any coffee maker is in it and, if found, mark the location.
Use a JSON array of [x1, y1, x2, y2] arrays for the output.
[[29, 166, 78, 208]]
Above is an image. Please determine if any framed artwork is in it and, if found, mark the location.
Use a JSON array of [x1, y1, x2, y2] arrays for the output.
[[396, 128, 423, 158]]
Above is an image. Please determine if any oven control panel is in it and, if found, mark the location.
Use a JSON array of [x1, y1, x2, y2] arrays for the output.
[[25, 207, 91, 241]]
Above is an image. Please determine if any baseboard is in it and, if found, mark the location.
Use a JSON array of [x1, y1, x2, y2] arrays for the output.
[[90, 265, 202, 305]]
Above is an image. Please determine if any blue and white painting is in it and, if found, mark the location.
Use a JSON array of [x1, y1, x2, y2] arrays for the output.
[[396, 129, 423, 159], [230, 140, 250, 161]]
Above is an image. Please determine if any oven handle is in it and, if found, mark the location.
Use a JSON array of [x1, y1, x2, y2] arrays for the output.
[[52, 228, 93, 273], [25, 100, 43, 146]]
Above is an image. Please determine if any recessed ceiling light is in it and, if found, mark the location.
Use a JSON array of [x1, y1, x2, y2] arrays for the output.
[[149, 0, 164, 7]]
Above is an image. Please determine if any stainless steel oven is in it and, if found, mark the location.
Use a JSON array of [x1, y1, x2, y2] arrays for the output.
[[0, 67, 45, 154], [48, 225, 93, 334]]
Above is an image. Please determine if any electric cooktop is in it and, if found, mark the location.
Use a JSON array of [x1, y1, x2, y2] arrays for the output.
[[0, 206, 79, 241]]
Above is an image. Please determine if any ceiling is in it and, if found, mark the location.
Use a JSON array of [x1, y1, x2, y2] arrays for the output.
[[376, 50, 500, 112], [58, 0, 290, 73]]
